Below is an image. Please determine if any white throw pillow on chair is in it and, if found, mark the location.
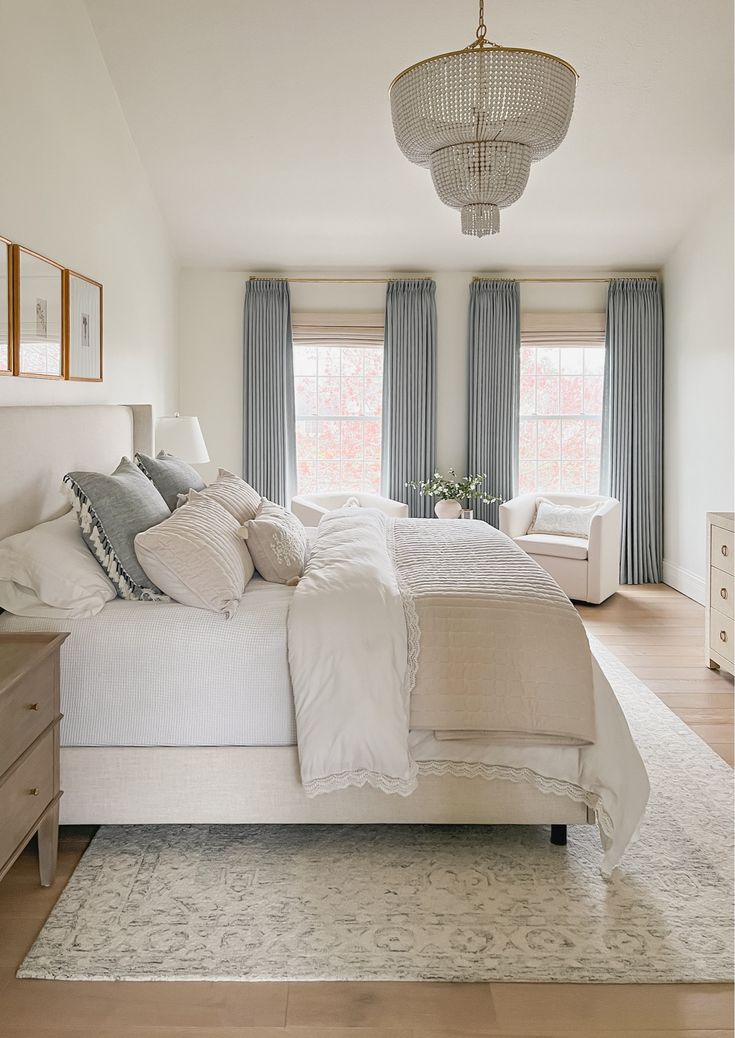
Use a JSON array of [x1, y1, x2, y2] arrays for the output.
[[529, 498, 599, 539]]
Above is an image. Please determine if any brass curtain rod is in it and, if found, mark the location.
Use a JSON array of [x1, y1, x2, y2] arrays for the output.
[[248, 274, 659, 285]]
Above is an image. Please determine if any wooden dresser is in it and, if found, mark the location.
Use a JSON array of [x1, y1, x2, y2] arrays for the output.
[[0, 632, 68, 887], [706, 512, 734, 677]]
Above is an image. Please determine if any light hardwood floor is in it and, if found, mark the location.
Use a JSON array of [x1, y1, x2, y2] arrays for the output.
[[0, 584, 732, 1037]]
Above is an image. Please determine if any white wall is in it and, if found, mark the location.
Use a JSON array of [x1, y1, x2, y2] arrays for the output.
[[0, 0, 178, 417], [179, 269, 608, 484], [662, 175, 735, 602]]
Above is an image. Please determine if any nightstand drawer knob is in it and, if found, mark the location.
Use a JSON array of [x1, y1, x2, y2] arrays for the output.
[[721, 588, 729, 600], [28, 703, 39, 711], [722, 545, 729, 557], [720, 630, 728, 643], [29, 787, 40, 796]]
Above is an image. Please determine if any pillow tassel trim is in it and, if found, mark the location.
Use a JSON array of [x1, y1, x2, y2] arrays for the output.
[[62, 477, 168, 602]]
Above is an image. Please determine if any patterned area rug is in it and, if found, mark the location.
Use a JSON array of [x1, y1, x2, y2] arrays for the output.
[[18, 640, 733, 983]]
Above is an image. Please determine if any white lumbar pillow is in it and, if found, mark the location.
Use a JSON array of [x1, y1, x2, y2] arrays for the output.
[[0, 511, 116, 618], [529, 498, 599, 539], [135, 495, 254, 618]]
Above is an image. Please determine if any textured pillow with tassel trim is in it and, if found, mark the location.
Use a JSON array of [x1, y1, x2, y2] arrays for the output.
[[63, 458, 171, 600]]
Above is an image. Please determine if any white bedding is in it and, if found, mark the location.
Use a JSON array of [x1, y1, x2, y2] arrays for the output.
[[290, 510, 649, 874], [0, 578, 297, 747]]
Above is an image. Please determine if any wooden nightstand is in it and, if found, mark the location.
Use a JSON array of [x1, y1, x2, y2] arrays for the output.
[[0, 632, 68, 887]]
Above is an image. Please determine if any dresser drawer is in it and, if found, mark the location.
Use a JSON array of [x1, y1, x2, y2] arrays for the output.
[[0, 730, 54, 870], [711, 526, 734, 576], [0, 655, 56, 777], [711, 568, 734, 619], [710, 607, 735, 665]]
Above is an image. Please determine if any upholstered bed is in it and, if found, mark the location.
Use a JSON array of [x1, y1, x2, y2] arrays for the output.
[[0, 404, 648, 874]]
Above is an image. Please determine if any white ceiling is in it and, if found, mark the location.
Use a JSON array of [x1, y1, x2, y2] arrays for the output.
[[85, 0, 733, 271]]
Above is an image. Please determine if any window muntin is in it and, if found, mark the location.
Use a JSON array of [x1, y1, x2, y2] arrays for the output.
[[518, 345, 604, 496], [294, 341, 383, 494]]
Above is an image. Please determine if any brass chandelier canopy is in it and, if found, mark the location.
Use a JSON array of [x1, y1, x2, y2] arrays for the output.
[[389, 1, 577, 237]]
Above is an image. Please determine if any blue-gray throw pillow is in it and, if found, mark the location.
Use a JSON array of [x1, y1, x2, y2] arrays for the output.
[[135, 451, 206, 511], [63, 458, 171, 600]]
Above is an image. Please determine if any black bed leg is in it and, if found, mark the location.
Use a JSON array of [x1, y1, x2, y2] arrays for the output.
[[550, 824, 567, 846]]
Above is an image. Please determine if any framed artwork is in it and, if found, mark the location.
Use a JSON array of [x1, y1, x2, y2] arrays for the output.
[[0, 237, 11, 375], [12, 245, 64, 379], [64, 270, 103, 382]]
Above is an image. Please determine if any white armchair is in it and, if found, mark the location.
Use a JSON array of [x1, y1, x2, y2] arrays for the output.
[[499, 493, 621, 604], [290, 491, 409, 528]]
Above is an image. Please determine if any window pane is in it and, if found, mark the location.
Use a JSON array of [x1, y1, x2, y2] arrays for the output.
[[340, 376, 363, 416], [520, 346, 536, 376], [536, 376, 560, 415], [560, 375, 583, 415], [536, 348, 559, 374], [519, 417, 537, 460], [560, 348, 584, 375], [294, 376, 317, 417], [296, 419, 317, 460], [318, 347, 340, 376], [519, 374, 536, 415], [537, 418, 561, 459], [293, 345, 317, 376], [318, 377, 340, 416], [584, 375, 604, 415]]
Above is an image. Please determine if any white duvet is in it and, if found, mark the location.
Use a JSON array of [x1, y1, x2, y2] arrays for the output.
[[288, 509, 650, 876]]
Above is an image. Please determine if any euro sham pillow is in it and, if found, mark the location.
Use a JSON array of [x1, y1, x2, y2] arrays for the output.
[[239, 499, 307, 585], [63, 458, 171, 600], [134, 450, 206, 511], [178, 469, 260, 524], [529, 498, 599, 539], [0, 511, 116, 618], [134, 495, 254, 618]]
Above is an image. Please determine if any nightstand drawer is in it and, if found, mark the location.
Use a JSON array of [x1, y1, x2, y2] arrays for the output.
[[0, 730, 54, 871], [711, 525, 734, 576], [710, 607, 735, 665], [0, 655, 55, 777], [710, 568, 734, 619]]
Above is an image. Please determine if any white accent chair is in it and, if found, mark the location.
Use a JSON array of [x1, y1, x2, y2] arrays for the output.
[[290, 492, 410, 527], [499, 493, 621, 604]]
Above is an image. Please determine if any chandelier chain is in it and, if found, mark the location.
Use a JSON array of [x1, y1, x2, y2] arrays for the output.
[[476, 0, 486, 40]]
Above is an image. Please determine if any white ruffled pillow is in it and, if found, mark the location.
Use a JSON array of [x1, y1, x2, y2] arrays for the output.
[[529, 498, 599, 539], [135, 495, 254, 618], [0, 511, 116, 618], [238, 499, 307, 585]]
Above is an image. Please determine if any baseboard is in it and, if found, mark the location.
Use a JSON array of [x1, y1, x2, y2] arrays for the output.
[[662, 559, 706, 605]]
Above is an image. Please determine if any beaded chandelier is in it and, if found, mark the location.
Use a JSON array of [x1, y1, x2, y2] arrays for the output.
[[389, 1, 577, 237]]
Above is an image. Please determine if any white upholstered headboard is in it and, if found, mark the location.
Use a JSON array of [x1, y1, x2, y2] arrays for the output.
[[0, 404, 154, 541]]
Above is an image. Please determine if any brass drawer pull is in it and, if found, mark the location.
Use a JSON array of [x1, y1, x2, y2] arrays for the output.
[[722, 545, 729, 557], [720, 630, 728, 643], [722, 588, 729, 600], [27, 703, 39, 711], [28, 787, 40, 796]]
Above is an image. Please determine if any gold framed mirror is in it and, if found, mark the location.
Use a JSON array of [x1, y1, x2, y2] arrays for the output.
[[12, 245, 64, 379]]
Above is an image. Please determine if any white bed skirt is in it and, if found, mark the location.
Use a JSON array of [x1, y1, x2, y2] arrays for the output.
[[60, 746, 591, 825]]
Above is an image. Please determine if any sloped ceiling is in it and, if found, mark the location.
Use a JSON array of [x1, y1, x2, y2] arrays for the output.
[[85, 0, 733, 270]]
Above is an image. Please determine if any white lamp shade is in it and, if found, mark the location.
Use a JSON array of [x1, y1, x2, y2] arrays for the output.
[[156, 415, 210, 464]]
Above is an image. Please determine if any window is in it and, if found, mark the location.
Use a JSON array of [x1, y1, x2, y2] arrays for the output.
[[293, 315, 384, 494], [519, 342, 605, 496]]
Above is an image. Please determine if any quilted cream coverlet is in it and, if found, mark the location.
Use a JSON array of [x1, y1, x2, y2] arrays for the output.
[[392, 518, 596, 745]]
